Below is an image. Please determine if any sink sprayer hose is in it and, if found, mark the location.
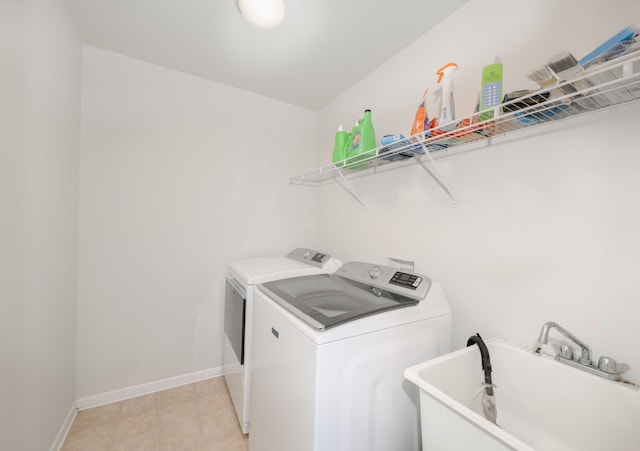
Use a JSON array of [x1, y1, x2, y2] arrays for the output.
[[466, 333, 494, 396]]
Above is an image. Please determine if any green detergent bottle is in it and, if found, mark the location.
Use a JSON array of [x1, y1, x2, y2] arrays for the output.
[[345, 109, 376, 169], [332, 124, 349, 167], [344, 119, 360, 166], [358, 109, 376, 157]]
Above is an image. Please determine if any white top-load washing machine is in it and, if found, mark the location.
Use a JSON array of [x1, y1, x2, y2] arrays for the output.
[[248, 261, 451, 451], [224, 248, 341, 434]]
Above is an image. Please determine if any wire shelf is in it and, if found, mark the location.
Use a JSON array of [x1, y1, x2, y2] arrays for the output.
[[290, 53, 640, 189]]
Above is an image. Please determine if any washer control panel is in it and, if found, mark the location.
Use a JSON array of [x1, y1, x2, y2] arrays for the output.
[[390, 271, 422, 290], [336, 261, 433, 301], [368, 265, 382, 279]]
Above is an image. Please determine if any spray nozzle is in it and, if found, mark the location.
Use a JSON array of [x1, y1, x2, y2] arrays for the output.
[[436, 62, 459, 83]]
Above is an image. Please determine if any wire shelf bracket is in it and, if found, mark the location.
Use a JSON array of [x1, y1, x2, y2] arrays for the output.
[[335, 168, 365, 206]]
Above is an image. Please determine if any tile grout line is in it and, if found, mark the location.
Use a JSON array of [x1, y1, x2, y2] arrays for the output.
[[107, 403, 121, 450], [199, 398, 206, 449], [155, 400, 160, 451]]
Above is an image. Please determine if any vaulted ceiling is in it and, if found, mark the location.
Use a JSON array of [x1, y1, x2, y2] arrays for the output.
[[63, 0, 469, 110]]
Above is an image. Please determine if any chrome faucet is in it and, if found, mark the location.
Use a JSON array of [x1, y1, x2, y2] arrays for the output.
[[537, 321, 592, 365], [535, 321, 630, 381]]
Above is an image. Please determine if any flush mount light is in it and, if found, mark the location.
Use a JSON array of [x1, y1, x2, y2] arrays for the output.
[[235, 0, 285, 29]]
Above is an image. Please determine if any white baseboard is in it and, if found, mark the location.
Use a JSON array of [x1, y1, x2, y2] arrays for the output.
[[76, 366, 224, 411], [50, 401, 78, 451]]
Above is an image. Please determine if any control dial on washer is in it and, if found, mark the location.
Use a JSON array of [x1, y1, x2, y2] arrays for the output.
[[368, 265, 382, 279]]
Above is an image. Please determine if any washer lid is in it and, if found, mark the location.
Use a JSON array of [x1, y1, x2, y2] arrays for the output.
[[260, 273, 419, 331]]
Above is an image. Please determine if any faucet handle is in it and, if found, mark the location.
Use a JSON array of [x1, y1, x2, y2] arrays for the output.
[[598, 356, 631, 375], [558, 344, 574, 360], [598, 356, 618, 373]]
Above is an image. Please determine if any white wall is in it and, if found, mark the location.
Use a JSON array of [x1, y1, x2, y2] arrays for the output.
[[317, 0, 640, 382], [77, 46, 319, 398], [4, 0, 637, 435], [0, 0, 81, 449]]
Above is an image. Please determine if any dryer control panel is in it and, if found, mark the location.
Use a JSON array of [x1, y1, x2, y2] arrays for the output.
[[286, 247, 334, 268]]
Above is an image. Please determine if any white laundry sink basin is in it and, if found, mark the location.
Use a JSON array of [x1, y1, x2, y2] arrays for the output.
[[404, 338, 640, 450]]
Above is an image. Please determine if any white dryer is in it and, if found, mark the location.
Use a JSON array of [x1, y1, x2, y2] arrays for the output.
[[223, 248, 341, 434], [248, 261, 451, 451]]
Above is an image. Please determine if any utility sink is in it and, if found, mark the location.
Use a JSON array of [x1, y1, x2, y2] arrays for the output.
[[404, 338, 640, 450]]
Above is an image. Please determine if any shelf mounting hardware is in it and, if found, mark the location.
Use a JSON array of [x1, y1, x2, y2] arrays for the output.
[[335, 168, 365, 206]]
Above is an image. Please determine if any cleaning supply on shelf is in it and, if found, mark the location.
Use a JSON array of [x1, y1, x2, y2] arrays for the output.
[[332, 124, 349, 167], [343, 119, 360, 164], [546, 51, 591, 92], [525, 64, 571, 102], [479, 58, 503, 121], [525, 65, 560, 89], [451, 118, 487, 142], [547, 51, 603, 109], [502, 89, 550, 114], [583, 35, 640, 69], [581, 27, 640, 105], [435, 62, 459, 132], [344, 109, 376, 169], [502, 90, 568, 125], [411, 89, 431, 138], [379, 134, 424, 161], [424, 117, 448, 151], [357, 109, 376, 155], [580, 25, 638, 68]]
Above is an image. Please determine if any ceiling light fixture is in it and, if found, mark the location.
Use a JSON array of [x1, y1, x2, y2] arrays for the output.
[[235, 0, 285, 29]]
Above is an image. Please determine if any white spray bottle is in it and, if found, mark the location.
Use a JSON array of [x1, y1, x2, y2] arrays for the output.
[[436, 62, 459, 132]]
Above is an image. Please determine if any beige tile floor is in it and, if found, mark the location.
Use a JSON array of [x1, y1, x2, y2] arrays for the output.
[[62, 376, 248, 451]]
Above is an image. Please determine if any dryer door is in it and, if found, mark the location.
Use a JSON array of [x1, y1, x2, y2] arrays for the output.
[[225, 276, 246, 364]]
